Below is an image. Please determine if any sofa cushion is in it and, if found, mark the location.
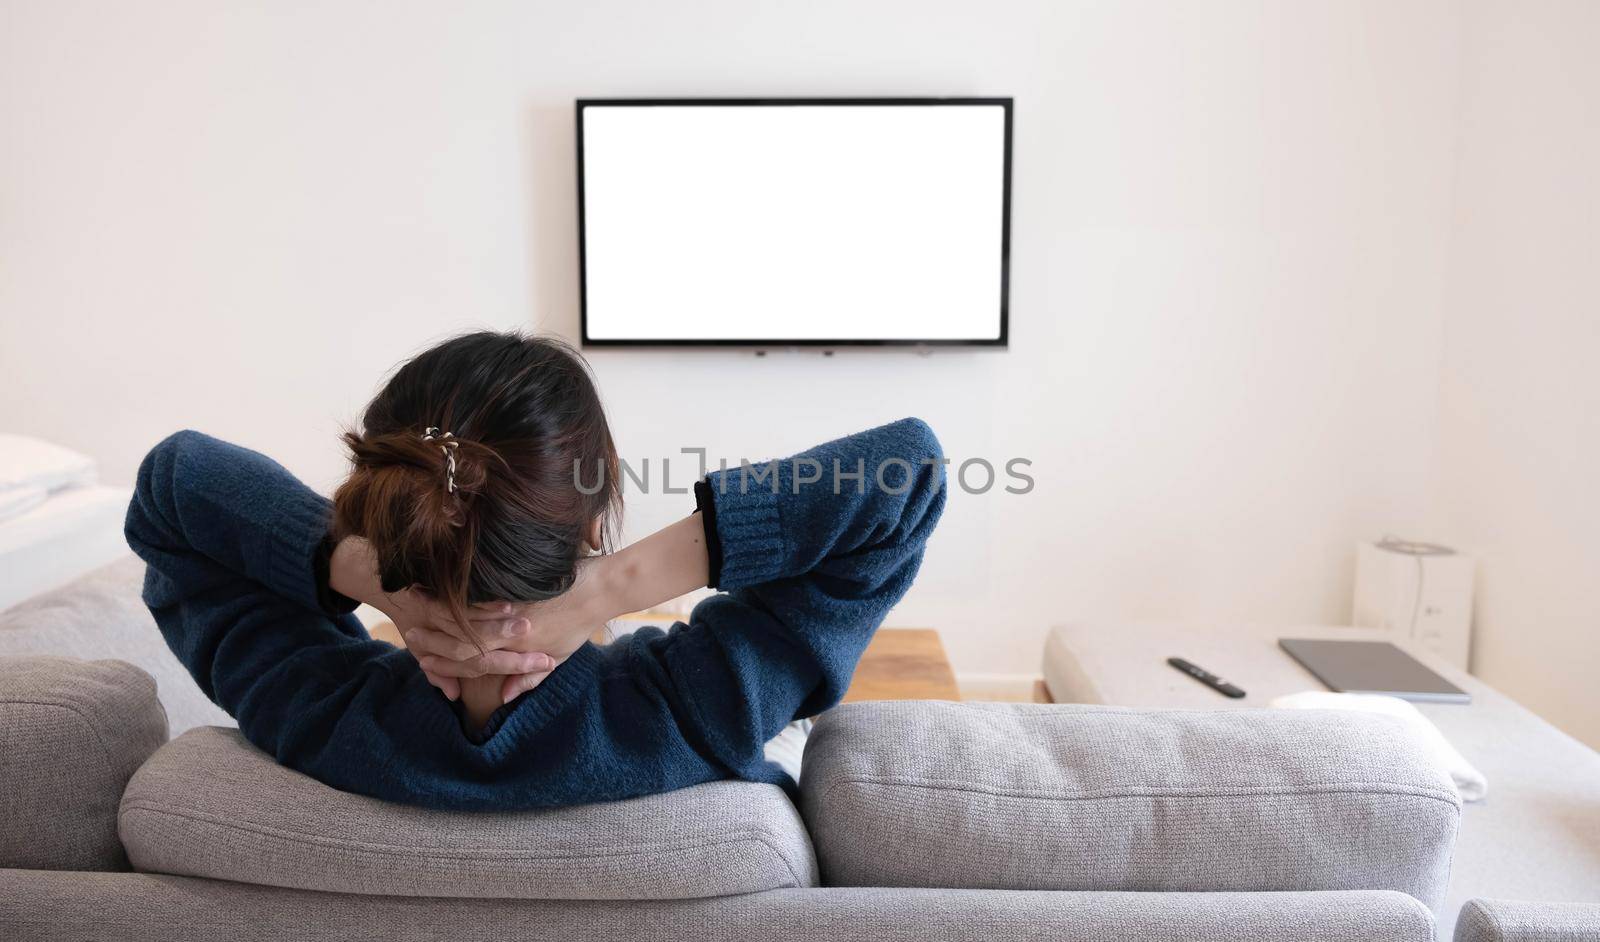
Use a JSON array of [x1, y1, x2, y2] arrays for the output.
[[0, 875, 1441, 942], [801, 701, 1460, 911], [119, 726, 818, 900], [0, 655, 169, 870]]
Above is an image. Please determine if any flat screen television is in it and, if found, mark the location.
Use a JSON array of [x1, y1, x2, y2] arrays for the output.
[[576, 98, 1012, 347]]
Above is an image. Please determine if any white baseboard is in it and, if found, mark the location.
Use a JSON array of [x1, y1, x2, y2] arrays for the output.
[[956, 672, 1042, 703]]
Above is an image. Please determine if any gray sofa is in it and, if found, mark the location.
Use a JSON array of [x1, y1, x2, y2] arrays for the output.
[[0, 563, 1591, 942]]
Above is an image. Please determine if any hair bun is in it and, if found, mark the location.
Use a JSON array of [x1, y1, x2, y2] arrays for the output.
[[331, 429, 506, 610], [343, 429, 498, 501]]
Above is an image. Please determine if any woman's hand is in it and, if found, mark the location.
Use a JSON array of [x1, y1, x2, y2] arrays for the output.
[[378, 588, 555, 701], [420, 557, 615, 704], [328, 535, 550, 700], [479, 512, 714, 704]]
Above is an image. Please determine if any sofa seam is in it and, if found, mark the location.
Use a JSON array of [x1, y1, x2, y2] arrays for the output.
[[1482, 900, 1508, 942], [1395, 889, 1439, 939], [759, 829, 808, 888], [812, 776, 1463, 810], [1438, 811, 1461, 916], [119, 800, 808, 883]]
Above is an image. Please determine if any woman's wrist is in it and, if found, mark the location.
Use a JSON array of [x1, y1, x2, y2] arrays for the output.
[[328, 535, 386, 612], [588, 513, 711, 617], [575, 552, 634, 624]]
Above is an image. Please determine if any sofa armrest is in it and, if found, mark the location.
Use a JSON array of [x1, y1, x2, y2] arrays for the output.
[[1455, 899, 1600, 942], [801, 701, 1460, 911], [0, 655, 168, 870]]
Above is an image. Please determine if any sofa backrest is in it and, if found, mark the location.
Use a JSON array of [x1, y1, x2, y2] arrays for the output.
[[801, 700, 1460, 912]]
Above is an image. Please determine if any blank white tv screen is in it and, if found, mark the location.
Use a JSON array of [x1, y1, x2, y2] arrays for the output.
[[578, 100, 1011, 345]]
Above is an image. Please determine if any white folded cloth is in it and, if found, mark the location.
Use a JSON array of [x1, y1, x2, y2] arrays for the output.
[[1270, 690, 1487, 802], [764, 717, 813, 783], [0, 434, 98, 525], [0, 484, 47, 524], [0, 434, 97, 494]]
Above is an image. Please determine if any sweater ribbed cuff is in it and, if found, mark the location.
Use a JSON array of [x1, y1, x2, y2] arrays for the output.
[[312, 535, 362, 616], [262, 489, 341, 613], [692, 479, 724, 589], [702, 464, 787, 590]]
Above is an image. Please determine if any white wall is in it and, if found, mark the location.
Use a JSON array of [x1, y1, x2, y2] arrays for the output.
[[1433, 0, 1600, 748], [1, 1, 1459, 681]]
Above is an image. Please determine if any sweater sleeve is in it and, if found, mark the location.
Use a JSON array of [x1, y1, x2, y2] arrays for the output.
[[597, 417, 947, 782], [123, 430, 401, 747]]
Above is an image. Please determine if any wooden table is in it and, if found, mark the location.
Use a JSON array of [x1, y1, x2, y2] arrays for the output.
[[842, 628, 961, 702]]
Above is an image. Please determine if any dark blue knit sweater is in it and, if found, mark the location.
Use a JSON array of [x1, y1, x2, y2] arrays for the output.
[[124, 418, 945, 810]]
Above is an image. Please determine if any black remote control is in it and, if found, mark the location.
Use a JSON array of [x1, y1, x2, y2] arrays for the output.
[[1167, 657, 1246, 698]]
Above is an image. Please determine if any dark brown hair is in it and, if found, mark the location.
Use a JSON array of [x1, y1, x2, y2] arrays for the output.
[[332, 331, 620, 644]]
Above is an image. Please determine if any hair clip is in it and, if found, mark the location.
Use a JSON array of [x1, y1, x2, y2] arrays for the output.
[[421, 427, 460, 493]]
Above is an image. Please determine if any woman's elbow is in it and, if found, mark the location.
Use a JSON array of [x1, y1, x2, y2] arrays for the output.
[[136, 430, 207, 490], [878, 417, 947, 527], [125, 429, 204, 547]]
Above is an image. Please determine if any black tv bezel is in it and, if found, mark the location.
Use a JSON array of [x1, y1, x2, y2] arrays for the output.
[[575, 97, 1013, 349]]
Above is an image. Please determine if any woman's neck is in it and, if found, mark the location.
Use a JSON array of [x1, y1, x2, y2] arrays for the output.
[[459, 677, 501, 731]]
